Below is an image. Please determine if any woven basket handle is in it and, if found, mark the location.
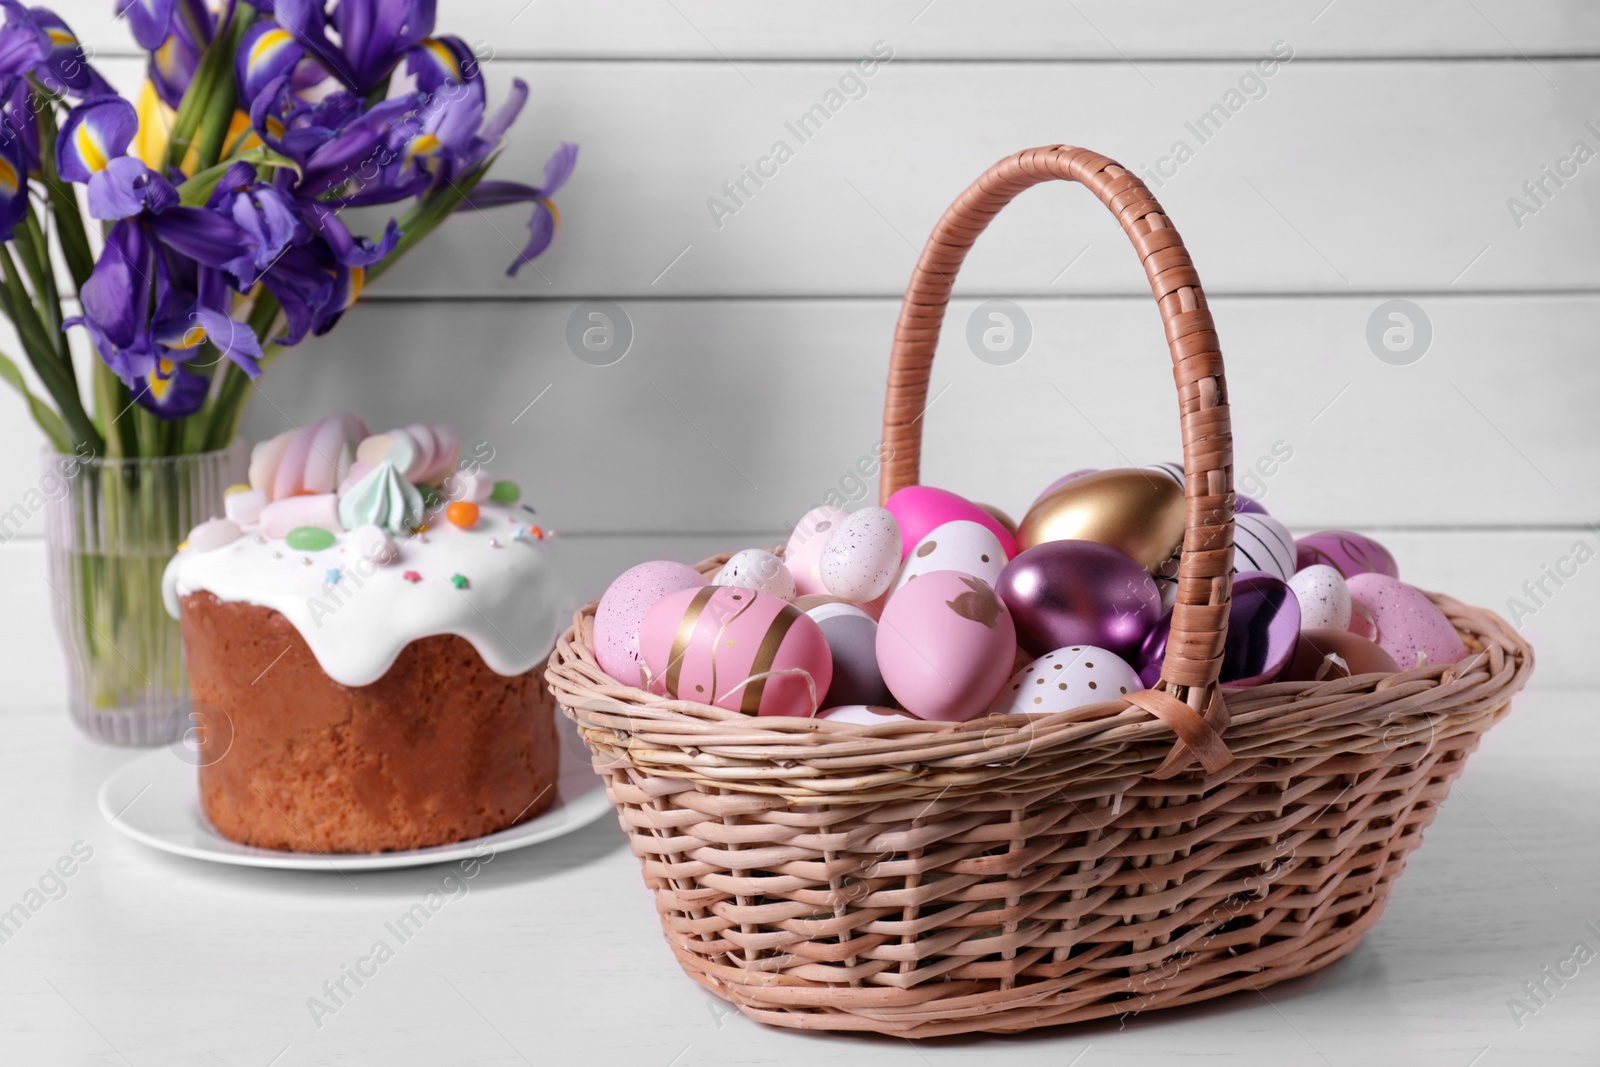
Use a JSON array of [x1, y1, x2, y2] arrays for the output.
[[878, 146, 1236, 763]]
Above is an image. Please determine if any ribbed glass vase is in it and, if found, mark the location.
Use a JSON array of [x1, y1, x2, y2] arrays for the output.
[[43, 444, 247, 745]]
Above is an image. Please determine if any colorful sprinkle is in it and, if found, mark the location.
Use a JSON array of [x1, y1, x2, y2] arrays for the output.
[[520, 503, 537, 515], [223, 483, 251, 498], [325, 568, 342, 584], [449, 573, 469, 589], [490, 479, 520, 504], [177, 539, 189, 552], [446, 501, 479, 529], [402, 570, 421, 583], [528, 524, 545, 540], [488, 538, 501, 548], [301, 557, 313, 566], [286, 526, 337, 552]]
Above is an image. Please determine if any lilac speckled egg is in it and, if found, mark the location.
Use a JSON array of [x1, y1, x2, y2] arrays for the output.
[[785, 505, 849, 596], [821, 507, 902, 602], [1296, 530, 1400, 580], [1287, 564, 1351, 630], [988, 645, 1142, 715], [1232, 512, 1297, 582], [714, 548, 797, 600], [806, 602, 892, 709], [996, 540, 1161, 659], [877, 570, 1016, 721], [1138, 573, 1301, 689], [640, 586, 832, 716], [892, 520, 1007, 595], [884, 485, 1017, 561], [593, 561, 709, 686], [1346, 573, 1467, 671]]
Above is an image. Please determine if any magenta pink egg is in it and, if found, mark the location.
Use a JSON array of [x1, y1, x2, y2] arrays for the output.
[[593, 561, 709, 686], [640, 586, 833, 717], [1346, 574, 1467, 671], [1295, 530, 1399, 580], [884, 486, 1018, 561], [876, 569, 1016, 721]]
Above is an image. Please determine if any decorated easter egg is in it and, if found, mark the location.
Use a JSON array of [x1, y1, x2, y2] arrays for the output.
[[1016, 468, 1186, 570], [1346, 574, 1466, 671], [892, 520, 1007, 594], [1153, 551, 1181, 612], [715, 548, 797, 600], [1137, 573, 1301, 689], [1348, 603, 1378, 641], [1030, 468, 1097, 507], [1295, 530, 1399, 580], [1145, 460, 1186, 488], [640, 586, 832, 716], [996, 540, 1161, 659], [977, 503, 1018, 537], [876, 570, 1016, 721], [1283, 628, 1400, 683], [1232, 511, 1297, 582], [806, 602, 891, 709], [1236, 495, 1267, 515], [784, 505, 849, 596], [820, 507, 901, 602], [884, 485, 1017, 561], [1287, 565, 1351, 630], [988, 646, 1142, 716], [820, 705, 920, 725], [593, 561, 709, 686]]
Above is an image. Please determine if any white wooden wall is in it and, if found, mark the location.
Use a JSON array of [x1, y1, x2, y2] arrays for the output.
[[2, 2, 1597, 701]]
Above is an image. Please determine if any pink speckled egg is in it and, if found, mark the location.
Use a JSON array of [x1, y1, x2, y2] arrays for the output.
[[640, 586, 833, 717], [1346, 573, 1467, 671], [884, 485, 1017, 561], [784, 505, 849, 596], [876, 569, 1016, 721], [593, 561, 709, 686]]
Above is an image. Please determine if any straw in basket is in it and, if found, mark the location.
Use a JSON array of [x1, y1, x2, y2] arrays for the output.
[[546, 145, 1535, 1038]]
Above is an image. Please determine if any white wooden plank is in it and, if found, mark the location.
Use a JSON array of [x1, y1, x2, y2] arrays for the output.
[[77, 56, 1600, 299], [0, 527, 1591, 717], [55, 1, 1600, 59], [215, 294, 1599, 530]]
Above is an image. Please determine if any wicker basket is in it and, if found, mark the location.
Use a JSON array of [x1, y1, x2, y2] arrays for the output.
[[545, 145, 1535, 1038]]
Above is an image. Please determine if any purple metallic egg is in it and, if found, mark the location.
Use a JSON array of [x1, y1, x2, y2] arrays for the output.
[[996, 540, 1161, 659], [1030, 468, 1098, 507], [1236, 495, 1267, 515], [1295, 530, 1399, 580], [1136, 573, 1301, 689]]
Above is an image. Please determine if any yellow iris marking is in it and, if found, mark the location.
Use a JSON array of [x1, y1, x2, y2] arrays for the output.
[[0, 158, 17, 196], [172, 325, 207, 350], [47, 29, 75, 47], [408, 133, 441, 159], [74, 122, 108, 173], [346, 267, 365, 306], [425, 39, 459, 78], [545, 200, 561, 231], [148, 359, 177, 402], [250, 28, 292, 67]]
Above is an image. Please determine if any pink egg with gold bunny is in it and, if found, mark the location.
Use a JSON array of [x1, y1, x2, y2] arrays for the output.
[[876, 569, 1016, 721]]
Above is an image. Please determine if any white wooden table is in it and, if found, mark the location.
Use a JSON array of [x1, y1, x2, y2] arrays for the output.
[[1, 536, 1592, 1066]]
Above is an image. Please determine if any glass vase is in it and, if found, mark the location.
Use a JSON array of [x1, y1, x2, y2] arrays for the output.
[[43, 444, 248, 745]]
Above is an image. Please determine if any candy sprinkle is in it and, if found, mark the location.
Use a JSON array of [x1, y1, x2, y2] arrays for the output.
[[402, 570, 421, 583], [450, 573, 469, 590], [529, 524, 545, 540], [286, 526, 337, 552], [490, 480, 520, 504], [325, 568, 342, 585], [446, 501, 480, 529], [488, 538, 501, 548], [177, 539, 189, 552]]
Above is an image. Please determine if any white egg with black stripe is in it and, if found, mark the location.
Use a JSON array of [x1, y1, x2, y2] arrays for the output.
[[1232, 511, 1296, 582], [1144, 461, 1185, 488]]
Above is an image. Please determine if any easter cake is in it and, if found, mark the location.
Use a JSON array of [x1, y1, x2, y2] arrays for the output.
[[163, 414, 563, 853]]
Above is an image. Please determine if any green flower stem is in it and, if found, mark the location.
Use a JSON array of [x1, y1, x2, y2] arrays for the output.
[[167, 3, 256, 172], [0, 243, 101, 452], [90, 361, 130, 459], [201, 289, 282, 451], [16, 208, 67, 354], [194, 8, 256, 170], [32, 85, 94, 292], [366, 158, 496, 286], [0, 346, 69, 450]]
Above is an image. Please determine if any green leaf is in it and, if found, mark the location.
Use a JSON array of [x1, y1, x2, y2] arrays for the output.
[[177, 148, 304, 206], [0, 347, 70, 451]]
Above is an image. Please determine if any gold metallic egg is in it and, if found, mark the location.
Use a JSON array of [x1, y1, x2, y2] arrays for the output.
[[1015, 468, 1187, 570]]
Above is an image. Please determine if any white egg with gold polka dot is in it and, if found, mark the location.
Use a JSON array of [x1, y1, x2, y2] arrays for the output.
[[988, 645, 1143, 716], [891, 519, 1007, 596]]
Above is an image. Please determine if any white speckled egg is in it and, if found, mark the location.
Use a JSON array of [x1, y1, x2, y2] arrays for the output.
[[784, 505, 849, 596], [1233, 512, 1297, 582], [714, 548, 797, 600], [988, 645, 1142, 715], [892, 520, 1007, 595], [819, 705, 920, 725], [821, 507, 902, 603], [1287, 565, 1351, 630], [1346, 573, 1468, 671]]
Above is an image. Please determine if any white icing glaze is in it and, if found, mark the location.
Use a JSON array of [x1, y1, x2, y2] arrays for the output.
[[163, 503, 564, 688]]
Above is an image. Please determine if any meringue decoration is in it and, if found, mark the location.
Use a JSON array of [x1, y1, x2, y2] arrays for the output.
[[338, 460, 424, 536]]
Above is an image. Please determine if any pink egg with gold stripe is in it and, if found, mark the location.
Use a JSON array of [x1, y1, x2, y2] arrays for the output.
[[639, 586, 833, 717]]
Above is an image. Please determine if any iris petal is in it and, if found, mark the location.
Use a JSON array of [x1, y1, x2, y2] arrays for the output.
[[114, 0, 178, 52], [57, 96, 139, 182]]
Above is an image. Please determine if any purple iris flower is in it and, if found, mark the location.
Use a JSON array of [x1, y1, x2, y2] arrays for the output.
[[146, 0, 213, 108], [57, 95, 176, 219], [0, 2, 109, 98], [468, 138, 579, 276], [0, 116, 27, 239], [274, 0, 434, 96]]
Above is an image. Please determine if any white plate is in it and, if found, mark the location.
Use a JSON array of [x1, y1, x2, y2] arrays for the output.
[[98, 716, 611, 872]]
